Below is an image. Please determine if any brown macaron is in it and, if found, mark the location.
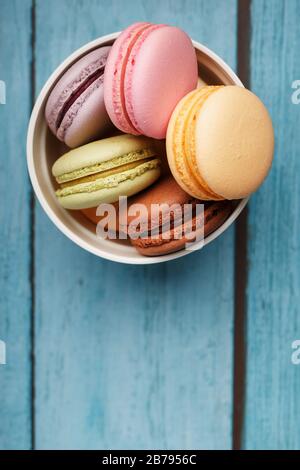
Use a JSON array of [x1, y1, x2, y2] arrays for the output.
[[81, 202, 120, 240], [123, 176, 232, 256]]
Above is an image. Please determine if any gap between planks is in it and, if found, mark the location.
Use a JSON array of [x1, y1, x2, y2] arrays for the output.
[[233, 0, 251, 451]]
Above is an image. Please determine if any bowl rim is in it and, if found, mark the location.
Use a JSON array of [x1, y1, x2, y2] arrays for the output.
[[27, 32, 248, 265]]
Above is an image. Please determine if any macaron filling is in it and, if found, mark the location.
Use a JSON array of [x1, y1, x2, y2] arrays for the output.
[[168, 86, 224, 200], [132, 201, 199, 240], [126, 196, 198, 239], [55, 158, 161, 197], [55, 148, 156, 184], [45, 47, 112, 144], [55, 66, 105, 131], [132, 202, 230, 247], [184, 87, 223, 199], [60, 157, 156, 188]]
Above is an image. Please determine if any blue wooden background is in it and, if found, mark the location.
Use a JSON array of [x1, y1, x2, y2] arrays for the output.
[[0, 0, 299, 450]]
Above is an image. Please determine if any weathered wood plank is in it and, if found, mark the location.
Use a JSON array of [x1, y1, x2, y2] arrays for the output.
[[35, 0, 237, 449], [244, 0, 300, 449], [0, 0, 33, 450]]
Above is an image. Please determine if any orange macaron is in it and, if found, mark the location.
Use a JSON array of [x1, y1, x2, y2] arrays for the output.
[[166, 85, 274, 200]]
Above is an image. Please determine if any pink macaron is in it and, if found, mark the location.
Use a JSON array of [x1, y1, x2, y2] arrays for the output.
[[45, 47, 112, 148], [104, 22, 198, 139]]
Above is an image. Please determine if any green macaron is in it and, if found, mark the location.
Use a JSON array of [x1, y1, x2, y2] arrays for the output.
[[52, 134, 161, 209]]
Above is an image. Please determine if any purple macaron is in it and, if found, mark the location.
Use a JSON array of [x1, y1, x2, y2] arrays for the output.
[[45, 47, 112, 148]]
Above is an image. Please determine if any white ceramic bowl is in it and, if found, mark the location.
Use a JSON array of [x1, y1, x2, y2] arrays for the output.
[[27, 32, 248, 265]]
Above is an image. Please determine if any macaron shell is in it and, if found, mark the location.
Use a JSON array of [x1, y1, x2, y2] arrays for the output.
[[45, 47, 111, 145], [195, 86, 274, 199], [122, 176, 196, 236], [103, 22, 150, 135], [81, 203, 119, 233], [81, 207, 102, 224], [57, 166, 161, 209], [45, 48, 109, 134], [52, 134, 156, 178], [166, 90, 214, 199], [123, 23, 165, 135], [60, 77, 111, 148], [124, 25, 198, 139], [184, 86, 223, 199], [131, 200, 232, 256]]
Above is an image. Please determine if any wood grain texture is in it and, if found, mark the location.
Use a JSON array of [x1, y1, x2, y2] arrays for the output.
[[244, 0, 300, 449], [0, 0, 32, 450], [34, 0, 238, 449]]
